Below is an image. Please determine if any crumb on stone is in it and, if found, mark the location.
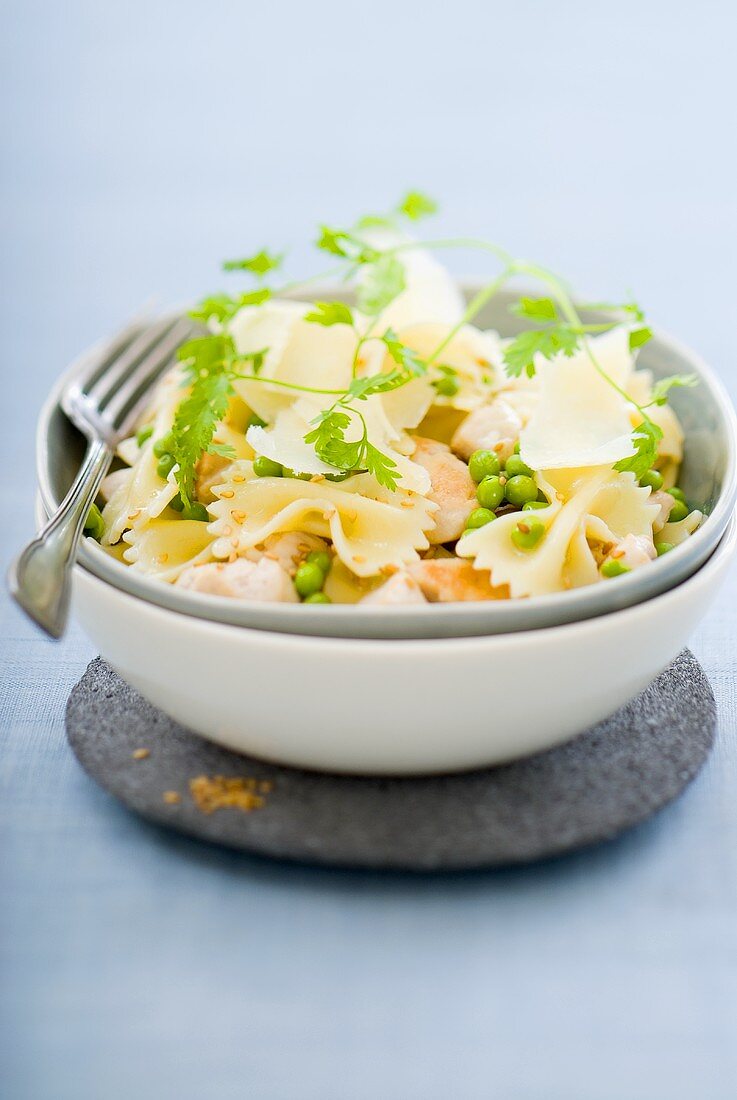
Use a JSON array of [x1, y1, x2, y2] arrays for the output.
[[132, 748, 150, 760], [163, 790, 181, 805], [189, 774, 271, 814]]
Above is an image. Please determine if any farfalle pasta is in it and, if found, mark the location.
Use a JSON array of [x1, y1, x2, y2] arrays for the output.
[[87, 193, 702, 605]]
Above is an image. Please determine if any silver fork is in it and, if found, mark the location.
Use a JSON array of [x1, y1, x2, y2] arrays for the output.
[[8, 314, 197, 638]]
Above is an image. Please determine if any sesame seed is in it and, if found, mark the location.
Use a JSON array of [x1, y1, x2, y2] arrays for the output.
[[132, 748, 150, 760], [220, 490, 234, 499], [353, 554, 366, 564], [232, 474, 246, 484], [157, 553, 169, 564], [231, 509, 246, 523]]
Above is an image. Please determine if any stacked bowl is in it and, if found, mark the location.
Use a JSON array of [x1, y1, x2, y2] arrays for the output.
[[36, 289, 737, 773]]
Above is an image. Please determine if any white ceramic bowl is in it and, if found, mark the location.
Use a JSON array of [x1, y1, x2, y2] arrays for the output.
[[37, 287, 737, 639], [70, 518, 735, 775]]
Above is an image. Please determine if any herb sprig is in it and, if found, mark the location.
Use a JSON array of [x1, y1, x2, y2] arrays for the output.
[[167, 190, 690, 499]]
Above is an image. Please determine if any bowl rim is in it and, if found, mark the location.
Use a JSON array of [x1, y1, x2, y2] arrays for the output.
[[37, 282, 737, 639]]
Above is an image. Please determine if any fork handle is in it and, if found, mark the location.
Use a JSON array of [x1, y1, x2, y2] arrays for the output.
[[8, 437, 113, 638]]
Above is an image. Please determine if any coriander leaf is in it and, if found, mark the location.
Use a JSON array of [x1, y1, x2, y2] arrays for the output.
[[304, 410, 362, 470], [177, 334, 232, 377], [315, 227, 378, 264], [397, 190, 438, 221], [649, 373, 698, 406], [511, 296, 558, 322], [188, 288, 271, 324], [207, 442, 237, 459], [316, 225, 353, 257], [382, 328, 427, 376], [357, 254, 406, 316], [503, 326, 579, 378], [170, 367, 233, 507], [364, 442, 399, 490], [304, 301, 355, 327], [222, 250, 283, 277], [629, 326, 653, 351], [614, 419, 664, 481], [347, 369, 407, 400]]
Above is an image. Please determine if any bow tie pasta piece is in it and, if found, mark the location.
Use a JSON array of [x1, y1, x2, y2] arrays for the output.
[[519, 328, 637, 471], [122, 519, 214, 581], [458, 466, 663, 597], [101, 373, 187, 545], [658, 509, 703, 547], [207, 462, 438, 578]]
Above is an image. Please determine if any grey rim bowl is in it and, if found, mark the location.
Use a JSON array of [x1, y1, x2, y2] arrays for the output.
[[36, 285, 737, 640]]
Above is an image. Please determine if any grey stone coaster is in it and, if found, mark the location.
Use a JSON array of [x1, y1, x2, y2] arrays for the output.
[[66, 652, 715, 871]]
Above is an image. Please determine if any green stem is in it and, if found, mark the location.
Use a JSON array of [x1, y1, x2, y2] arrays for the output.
[[231, 372, 345, 397]]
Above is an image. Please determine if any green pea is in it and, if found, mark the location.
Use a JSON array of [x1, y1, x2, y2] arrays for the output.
[[253, 456, 284, 478], [504, 474, 538, 507], [476, 475, 504, 510], [282, 467, 312, 481], [295, 561, 325, 598], [169, 493, 185, 512], [303, 592, 331, 605], [184, 502, 209, 522], [465, 507, 496, 530], [153, 431, 175, 458], [156, 453, 176, 479], [306, 550, 332, 577], [522, 500, 548, 511], [433, 375, 460, 397], [83, 503, 105, 542], [668, 499, 689, 522], [640, 469, 664, 491], [136, 424, 153, 447], [247, 413, 267, 429], [601, 558, 631, 578], [468, 449, 500, 483], [504, 454, 534, 478], [667, 486, 687, 504], [655, 541, 675, 556], [511, 518, 545, 550]]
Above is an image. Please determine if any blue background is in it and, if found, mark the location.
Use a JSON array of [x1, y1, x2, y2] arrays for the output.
[[2, 2, 737, 1096]]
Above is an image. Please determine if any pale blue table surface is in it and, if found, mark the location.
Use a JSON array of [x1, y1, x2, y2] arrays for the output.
[[2, 3, 737, 1097]]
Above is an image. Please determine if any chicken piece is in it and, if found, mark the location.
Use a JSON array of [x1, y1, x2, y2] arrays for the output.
[[410, 436, 477, 544], [195, 452, 232, 503], [650, 490, 676, 533], [175, 557, 298, 602], [359, 571, 428, 606], [408, 559, 509, 602], [247, 532, 331, 577], [451, 399, 523, 464], [608, 533, 657, 571]]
